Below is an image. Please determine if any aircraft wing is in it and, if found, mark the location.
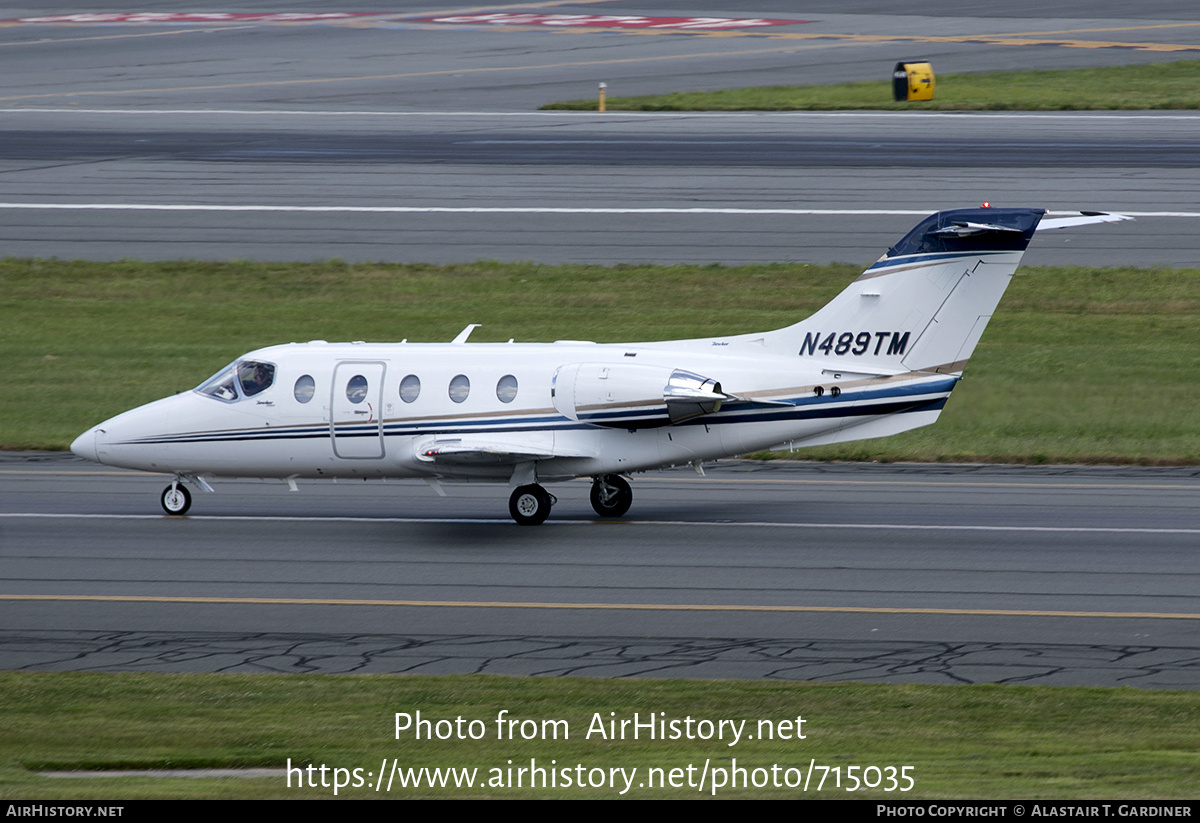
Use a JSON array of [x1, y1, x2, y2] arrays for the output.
[[415, 436, 596, 466], [1037, 211, 1133, 230]]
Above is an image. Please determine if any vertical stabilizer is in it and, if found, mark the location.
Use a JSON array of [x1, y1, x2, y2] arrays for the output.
[[769, 208, 1044, 374]]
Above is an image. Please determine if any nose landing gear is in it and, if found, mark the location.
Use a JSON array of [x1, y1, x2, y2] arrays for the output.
[[160, 481, 192, 515]]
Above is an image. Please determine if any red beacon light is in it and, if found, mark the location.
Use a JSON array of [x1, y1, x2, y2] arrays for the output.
[[981, 201, 991, 208]]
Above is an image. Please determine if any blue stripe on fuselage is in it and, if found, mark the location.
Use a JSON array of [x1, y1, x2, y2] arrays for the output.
[[113, 377, 955, 446]]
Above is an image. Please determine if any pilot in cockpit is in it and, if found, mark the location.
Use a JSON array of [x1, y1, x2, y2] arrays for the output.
[[235, 361, 276, 398]]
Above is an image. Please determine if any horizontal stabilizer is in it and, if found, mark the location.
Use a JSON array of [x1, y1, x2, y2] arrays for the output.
[[1037, 212, 1133, 231]]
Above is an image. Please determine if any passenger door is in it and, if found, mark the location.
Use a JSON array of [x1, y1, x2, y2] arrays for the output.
[[330, 361, 386, 459]]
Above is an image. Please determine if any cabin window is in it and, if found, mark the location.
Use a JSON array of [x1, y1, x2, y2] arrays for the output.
[[294, 374, 316, 404], [238, 361, 276, 397], [400, 374, 421, 403], [496, 374, 518, 403], [346, 374, 368, 404], [449, 374, 470, 404]]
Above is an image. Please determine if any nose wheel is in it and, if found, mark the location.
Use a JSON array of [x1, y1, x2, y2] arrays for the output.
[[509, 484, 553, 525], [590, 474, 632, 518], [160, 482, 192, 515]]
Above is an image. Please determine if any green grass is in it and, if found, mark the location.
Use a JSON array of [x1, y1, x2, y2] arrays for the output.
[[0, 258, 837, 449], [542, 60, 1200, 111], [4, 259, 1200, 463], [2, 672, 1198, 799]]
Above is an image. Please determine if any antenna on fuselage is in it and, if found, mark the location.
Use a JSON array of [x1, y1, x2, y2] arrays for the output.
[[452, 324, 482, 344]]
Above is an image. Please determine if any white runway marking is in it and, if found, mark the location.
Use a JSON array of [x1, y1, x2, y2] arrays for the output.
[[3, 512, 1199, 534], [6, 108, 1200, 121], [0, 203, 1188, 217], [0, 203, 929, 216]]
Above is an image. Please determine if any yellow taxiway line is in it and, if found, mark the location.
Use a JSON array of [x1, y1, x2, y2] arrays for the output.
[[1, 593, 1196, 620]]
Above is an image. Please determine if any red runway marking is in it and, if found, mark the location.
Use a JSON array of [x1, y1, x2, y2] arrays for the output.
[[413, 14, 810, 30], [8, 13, 383, 24]]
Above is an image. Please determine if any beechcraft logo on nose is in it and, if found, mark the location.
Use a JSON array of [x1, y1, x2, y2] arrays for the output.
[[800, 332, 911, 357]]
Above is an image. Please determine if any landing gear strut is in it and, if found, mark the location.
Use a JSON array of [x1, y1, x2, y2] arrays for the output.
[[590, 474, 632, 518], [509, 484, 553, 526], [160, 481, 192, 515]]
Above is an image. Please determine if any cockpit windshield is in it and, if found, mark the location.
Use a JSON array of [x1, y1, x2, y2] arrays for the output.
[[196, 359, 276, 402]]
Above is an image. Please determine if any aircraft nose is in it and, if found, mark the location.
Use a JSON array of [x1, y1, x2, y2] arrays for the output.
[[70, 428, 99, 463]]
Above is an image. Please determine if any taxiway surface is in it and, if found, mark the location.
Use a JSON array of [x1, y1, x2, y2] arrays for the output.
[[4, 455, 1200, 687]]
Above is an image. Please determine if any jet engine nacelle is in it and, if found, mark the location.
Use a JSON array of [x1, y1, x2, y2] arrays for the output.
[[552, 363, 729, 427]]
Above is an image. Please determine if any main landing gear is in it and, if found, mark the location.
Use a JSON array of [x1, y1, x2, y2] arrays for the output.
[[160, 481, 192, 515], [508, 475, 634, 525], [509, 484, 554, 526], [590, 474, 633, 518]]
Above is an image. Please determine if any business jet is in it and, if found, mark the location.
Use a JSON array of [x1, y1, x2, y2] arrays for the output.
[[70, 207, 1127, 524]]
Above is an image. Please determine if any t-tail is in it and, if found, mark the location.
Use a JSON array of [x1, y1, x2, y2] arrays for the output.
[[766, 207, 1049, 375]]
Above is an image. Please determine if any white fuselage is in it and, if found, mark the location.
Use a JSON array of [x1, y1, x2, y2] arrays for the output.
[[71, 336, 955, 485], [66, 208, 1128, 522]]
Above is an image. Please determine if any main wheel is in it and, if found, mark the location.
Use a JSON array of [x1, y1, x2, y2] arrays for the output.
[[590, 474, 632, 518], [509, 484, 552, 526], [161, 483, 192, 515]]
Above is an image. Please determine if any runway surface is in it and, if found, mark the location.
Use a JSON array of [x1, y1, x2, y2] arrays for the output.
[[4, 2, 1200, 686], [0, 108, 1196, 264], [0, 2, 1198, 264], [4, 454, 1200, 687]]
